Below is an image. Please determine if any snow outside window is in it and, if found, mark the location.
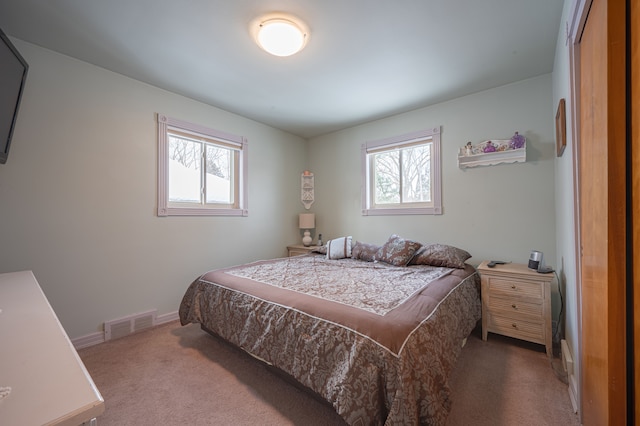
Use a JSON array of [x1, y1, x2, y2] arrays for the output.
[[157, 114, 248, 216]]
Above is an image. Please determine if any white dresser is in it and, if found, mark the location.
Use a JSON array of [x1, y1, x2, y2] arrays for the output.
[[0, 270, 104, 425]]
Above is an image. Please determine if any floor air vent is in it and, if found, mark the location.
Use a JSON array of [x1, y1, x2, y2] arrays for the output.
[[104, 309, 157, 341]]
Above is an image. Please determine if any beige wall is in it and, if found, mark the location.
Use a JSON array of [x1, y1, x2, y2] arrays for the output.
[[307, 73, 562, 331], [0, 38, 561, 342], [0, 40, 307, 338], [308, 74, 557, 269]]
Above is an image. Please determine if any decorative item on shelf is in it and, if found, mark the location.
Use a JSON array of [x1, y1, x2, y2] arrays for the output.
[[510, 131, 526, 149], [301, 171, 314, 209], [464, 142, 473, 156], [299, 213, 315, 246], [483, 141, 496, 153], [457, 132, 527, 169], [317, 233, 323, 246]]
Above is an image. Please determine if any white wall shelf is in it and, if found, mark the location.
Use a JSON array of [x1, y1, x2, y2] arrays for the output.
[[457, 138, 526, 169]]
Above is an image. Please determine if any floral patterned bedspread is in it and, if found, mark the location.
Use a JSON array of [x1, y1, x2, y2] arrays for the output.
[[227, 256, 453, 316], [179, 254, 481, 425]]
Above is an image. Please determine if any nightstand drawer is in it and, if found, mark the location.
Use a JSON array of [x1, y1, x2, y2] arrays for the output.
[[487, 297, 543, 319], [486, 277, 544, 299], [289, 248, 311, 256], [489, 314, 545, 342], [287, 245, 319, 257]]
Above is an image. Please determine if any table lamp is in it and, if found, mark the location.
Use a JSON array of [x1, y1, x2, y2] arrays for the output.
[[299, 213, 315, 246]]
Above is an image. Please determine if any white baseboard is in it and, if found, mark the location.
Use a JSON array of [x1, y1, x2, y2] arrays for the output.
[[560, 339, 578, 414], [561, 339, 574, 375], [568, 373, 579, 413], [157, 310, 180, 324], [73, 331, 105, 350], [72, 310, 179, 350]]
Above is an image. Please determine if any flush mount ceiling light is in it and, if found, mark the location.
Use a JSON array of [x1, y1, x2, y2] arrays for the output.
[[251, 13, 309, 57]]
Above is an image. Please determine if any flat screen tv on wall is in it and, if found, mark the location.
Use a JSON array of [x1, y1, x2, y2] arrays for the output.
[[0, 27, 28, 165]]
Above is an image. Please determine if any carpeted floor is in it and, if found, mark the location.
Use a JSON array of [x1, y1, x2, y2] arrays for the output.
[[446, 328, 579, 426], [78, 321, 579, 425]]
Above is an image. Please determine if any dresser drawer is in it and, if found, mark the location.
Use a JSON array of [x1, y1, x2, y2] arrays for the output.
[[486, 276, 544, 300], [488, 313, 545, 342], [487, 297, 543, 319]]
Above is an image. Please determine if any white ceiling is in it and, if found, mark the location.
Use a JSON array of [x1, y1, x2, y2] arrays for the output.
[[0, 0, 563, 139]]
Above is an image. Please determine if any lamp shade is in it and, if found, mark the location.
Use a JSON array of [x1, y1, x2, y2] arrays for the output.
[[299, 213, 315, 229]]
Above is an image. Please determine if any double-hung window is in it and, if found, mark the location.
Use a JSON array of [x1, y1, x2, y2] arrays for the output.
[[157, 114, 248, 216], [362, 127, 441, 215]]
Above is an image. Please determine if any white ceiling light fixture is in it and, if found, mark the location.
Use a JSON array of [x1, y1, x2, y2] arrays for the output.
[[251, 13, 309, 57]]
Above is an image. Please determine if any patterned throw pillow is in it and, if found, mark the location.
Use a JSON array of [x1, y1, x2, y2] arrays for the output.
[[375, 234, 422, 266], [326, 236, 353, 259], [409, 243, 471, 268], [351, 241, 381, 262]]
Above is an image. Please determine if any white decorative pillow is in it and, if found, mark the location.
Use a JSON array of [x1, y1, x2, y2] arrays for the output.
[[326, 236, 353, 259]]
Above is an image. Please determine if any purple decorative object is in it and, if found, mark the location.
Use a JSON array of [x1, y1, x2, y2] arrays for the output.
[[483, 141, 496, 153], [510, 131, 525, 149]]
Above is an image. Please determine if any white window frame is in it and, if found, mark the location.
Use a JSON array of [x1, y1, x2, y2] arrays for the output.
[[361, 127, 442, 216], [157, 113, 248, 217]]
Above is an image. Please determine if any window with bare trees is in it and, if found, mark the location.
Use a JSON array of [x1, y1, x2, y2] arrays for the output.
[[157, 114, 248, 216], [361, 127, 441, 215]]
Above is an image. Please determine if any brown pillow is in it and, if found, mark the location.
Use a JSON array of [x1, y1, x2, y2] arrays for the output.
[[375, 234, 422, 266], [409, 243, 471, 268], [352, 241, 381, 262]]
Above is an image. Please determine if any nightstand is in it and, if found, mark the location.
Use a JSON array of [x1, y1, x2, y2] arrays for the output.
[[287, 244, 319, 257], [477, 261, 554, 358]]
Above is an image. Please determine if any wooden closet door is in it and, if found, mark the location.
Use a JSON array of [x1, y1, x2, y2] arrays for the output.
[[633, 0, 640, 420], [578, 0, 627, 424]]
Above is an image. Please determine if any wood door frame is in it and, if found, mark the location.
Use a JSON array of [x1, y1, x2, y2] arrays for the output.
[[572, 0, 629, 423], [632, 0, 639, 419], [567, 1, 592, 421], [568, 0, 629, 423]]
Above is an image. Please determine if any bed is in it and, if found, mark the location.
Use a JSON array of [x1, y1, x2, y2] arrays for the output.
[[179, 235, 481, 425]]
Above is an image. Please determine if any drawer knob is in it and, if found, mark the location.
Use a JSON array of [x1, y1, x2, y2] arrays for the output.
[[511, 323, 518, 329], [511, 285, 517, 289], [511, 304, 518, 309]]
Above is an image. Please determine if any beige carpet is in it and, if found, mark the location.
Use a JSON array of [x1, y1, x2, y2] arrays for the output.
[[78, 321, 579, 425], [446, 329, 579, 426]]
